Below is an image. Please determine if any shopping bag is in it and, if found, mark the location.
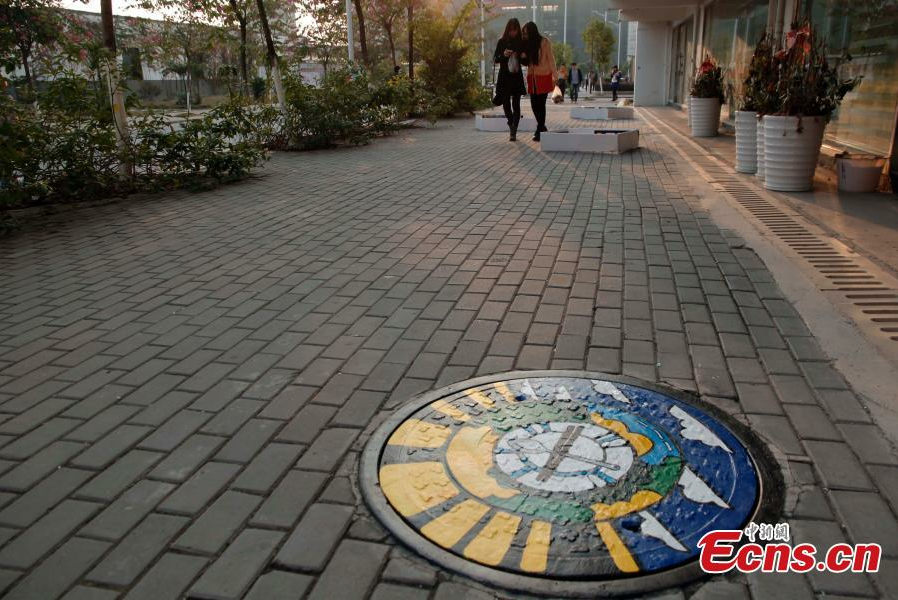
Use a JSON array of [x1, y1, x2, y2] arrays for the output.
[[551, 85, 563, 104]]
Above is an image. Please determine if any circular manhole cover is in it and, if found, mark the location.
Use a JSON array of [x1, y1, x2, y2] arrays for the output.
[[360, 371, 780, 597]]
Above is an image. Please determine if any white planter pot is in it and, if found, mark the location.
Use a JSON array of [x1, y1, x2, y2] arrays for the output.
[[689, 97, 720, 137], [735, 110, 757, 174], [475, 113, 537, 132], [763, 115, 826, 192], [687, 97, 692, 129], [570, 106, 635, 120], [540, 129, 640, 153], [756, 116, 765, 182]]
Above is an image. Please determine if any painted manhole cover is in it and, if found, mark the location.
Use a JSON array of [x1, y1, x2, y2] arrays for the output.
[[360, 371, 779, 596]]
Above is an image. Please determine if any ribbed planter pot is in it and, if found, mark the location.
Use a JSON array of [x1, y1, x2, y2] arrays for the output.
[[735, 110, 758, 174], [689, 97, 721, 137], [763, 115, 826, 192], [756, 116, 765, 182]]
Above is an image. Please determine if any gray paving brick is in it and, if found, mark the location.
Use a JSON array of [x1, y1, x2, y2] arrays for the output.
[[804, 440, 874, 491], [214, 418, 280, 463], [127, 390, 195, 426], [333, 390, 385, 427], [278, 404, 337, 444], [138, 410, 210, 451], [63, 585, 120, 600], [124, 552, 207, 600], [149, 434, 225, 482], [0, 499, 101, 569], [746, 414, 803, 455], [791, 519, 875, 596], [3, 537, 109, 600], [783, 404, 841, 440], [245, 571, 314, 600], [258, 385, 314, 420], [158, 461, 241, 515], [0, 440, 84, 492], [690, 345, 736, 399], [295, 427, 358, 471], [816, 389, 873, 423], [382, 555, 438, 587], [307, 539, 389, 600], [371, 583, 430, 600], [231, 442, 303, 493], [251, 469, 327, 529], [189, 528, 283, 600], [0, 416, 80, 459], [838, 423, 898, 465], [67, 405, 141, 443], [87, 513, 187, 586], [80, 479, 174, 540], [76, 449, 163, 502], [275, 503, 354, 571], [830, 490, 898, 555], [0, 467, 92, 528], [175, 490, 262, 555], [71, 424, 152, 470]]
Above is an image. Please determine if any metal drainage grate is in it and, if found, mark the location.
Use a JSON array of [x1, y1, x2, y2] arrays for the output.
[[648, 121, 898, 347]]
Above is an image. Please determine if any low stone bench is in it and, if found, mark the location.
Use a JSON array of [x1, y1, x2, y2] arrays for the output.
[[570, 106, 635, 120], [540, 128, 640, 153], [474, 113, 537, 132]]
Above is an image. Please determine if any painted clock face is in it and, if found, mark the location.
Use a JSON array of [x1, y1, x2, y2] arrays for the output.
[[376, 377, 759, 578]]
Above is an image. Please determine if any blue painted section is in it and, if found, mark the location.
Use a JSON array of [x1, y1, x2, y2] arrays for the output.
[[511, 377, 759, 573]]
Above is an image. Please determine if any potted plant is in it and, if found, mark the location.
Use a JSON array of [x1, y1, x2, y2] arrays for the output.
[[689, 56, 725, 137], [736, 34, 776, 175], [762, 22, 860, 191]]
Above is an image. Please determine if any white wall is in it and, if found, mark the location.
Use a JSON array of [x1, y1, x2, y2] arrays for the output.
[[633, 21, 671, 106]]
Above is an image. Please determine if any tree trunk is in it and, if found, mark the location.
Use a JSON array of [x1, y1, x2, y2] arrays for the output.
[[100, 0, 131, 177], [239, 19, 248, 89], [352, 0, 369, 65], [228, 0, 249, 92], [255, 0, 286, 112], [407, 1, 414, 79], [385, 22, 396, 68], [19, 45, 33, 95]]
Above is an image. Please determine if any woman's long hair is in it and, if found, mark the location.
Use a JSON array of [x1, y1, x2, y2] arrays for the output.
[[522, 21, 542, 64], [501, 18, 521, 43]]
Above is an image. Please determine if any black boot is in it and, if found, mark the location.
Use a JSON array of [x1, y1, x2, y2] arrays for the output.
[[509, 126, 516, 142], [532, 131, 540, 142]]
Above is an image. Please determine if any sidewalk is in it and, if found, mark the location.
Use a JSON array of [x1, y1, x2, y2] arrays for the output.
[[654, 106, 898, 276], [0, 103, 896, 599]]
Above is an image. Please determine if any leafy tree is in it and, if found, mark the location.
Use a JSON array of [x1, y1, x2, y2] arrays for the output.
[[414, 1, 487, 114], [582, 18, 615, 72], [0, 0, 63, 94], [552, 41, 573, 67], [367, 0, 405, 68], [296, 0, 347, 75], [255, 0, 287, 112]]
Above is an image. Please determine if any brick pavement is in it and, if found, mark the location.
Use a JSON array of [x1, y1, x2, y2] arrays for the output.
[[0, 103, 896, 599]]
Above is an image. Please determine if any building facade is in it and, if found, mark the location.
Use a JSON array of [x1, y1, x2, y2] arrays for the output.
[[484, 0, 631, 75], [616, 0, 898, 160]]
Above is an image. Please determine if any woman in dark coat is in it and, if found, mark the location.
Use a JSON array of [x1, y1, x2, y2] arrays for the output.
[[493, 18, 526, 141]]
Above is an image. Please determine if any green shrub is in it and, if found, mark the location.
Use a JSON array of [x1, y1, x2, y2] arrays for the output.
[[1, 85, 277, 210], [280, 68, 396, 150], [414, 3, 491, 116]]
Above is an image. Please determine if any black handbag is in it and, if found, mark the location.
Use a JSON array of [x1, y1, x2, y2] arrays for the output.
[[491, 62, 504, 106]]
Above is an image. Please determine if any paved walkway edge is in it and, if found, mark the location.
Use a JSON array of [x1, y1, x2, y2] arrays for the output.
[[640, 107, 898, 447]]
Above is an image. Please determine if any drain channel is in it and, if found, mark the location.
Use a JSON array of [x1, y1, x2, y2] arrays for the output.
[[642, 110, 898, 352]]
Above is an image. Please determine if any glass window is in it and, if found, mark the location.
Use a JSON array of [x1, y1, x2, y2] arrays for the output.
[[806, 0, 898, 155], [701, 0, 769, 118]]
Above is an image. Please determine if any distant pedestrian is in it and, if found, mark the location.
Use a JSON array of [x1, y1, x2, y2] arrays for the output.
[[521, 21, 556, 141], [493, 18, 526, 142], [611, 65, 621, 102], [556, 63, 568, 101], [567, 62, 583, 102]]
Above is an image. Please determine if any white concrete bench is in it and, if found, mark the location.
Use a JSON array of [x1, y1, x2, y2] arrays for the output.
[[540, 129, 640, 153]]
